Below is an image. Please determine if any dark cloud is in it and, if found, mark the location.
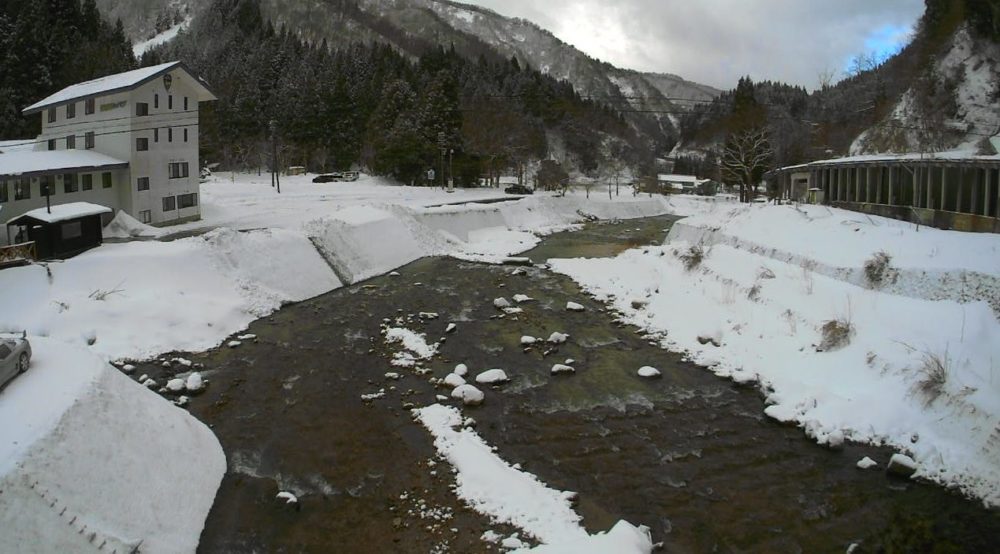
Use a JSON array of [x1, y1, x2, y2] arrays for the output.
[[462, 0, 924, 90]]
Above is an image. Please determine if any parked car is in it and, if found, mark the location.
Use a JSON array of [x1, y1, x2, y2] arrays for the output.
[[0, 333, 31, 389], [504, 184, 534, 195]]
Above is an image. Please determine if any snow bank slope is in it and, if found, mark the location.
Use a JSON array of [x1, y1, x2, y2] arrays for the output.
[[552, 204, 1000, 507], [0, 228, 339, 360], [416, 404, 652, 553], [0, 338, 225, 553], [671, 203, 1000, 313], [306, 194, 678, 283]]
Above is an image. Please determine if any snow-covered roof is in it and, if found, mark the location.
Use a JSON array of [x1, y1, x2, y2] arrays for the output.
[[657, 174, 700, 183], [7, 202, 112, 225], [23, 61, 217, 115], [0, 140, 34, 154], [773, 149, 1000, 173], [0, 150, 128, 177]]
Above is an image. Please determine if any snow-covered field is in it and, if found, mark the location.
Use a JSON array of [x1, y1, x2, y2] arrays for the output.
[[551, 202, 1000, 506]]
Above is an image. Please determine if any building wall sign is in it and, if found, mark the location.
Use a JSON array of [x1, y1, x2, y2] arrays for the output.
[[163, 74, 173, 91], [100, 100, 127, 112]]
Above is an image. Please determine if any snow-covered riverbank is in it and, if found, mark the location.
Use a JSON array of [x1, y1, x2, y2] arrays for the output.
[[551, 202, 1000, 506], [0, 338, 225, 553], [1, 176, 694, 361]]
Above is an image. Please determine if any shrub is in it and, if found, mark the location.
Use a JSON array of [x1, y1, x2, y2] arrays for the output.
[[864, 251, 893, 287], [679, 245, 705, 271], [818, 318, 853, 352]]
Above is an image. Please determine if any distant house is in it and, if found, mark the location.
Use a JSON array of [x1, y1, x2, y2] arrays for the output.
[[657, 174, 699, 192], [0, 61, 216, 247], [655, 174, 716, 195], [766, 152, 1000, 233]]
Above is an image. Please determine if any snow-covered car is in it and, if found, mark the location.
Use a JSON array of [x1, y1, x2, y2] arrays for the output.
[[504, 184, 533, 195], [0, 334, 31, 388], [313, 172, 344, 183]]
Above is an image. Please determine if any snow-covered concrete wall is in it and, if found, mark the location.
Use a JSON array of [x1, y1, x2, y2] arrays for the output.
[[0, 338, 225, 553]]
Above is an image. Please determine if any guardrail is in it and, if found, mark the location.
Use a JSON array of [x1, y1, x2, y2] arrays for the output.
[[0, 241, 36, 265]]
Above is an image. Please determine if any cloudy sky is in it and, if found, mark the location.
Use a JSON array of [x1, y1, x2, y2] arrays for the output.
[[461, 0, 924, 90]]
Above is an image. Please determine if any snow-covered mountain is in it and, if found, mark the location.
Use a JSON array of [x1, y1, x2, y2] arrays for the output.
[[98, 0, 720, 151], [851, 23, 1000, 155]]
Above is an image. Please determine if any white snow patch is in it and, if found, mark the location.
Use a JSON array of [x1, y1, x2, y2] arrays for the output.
[[415, 404, 652, 552]]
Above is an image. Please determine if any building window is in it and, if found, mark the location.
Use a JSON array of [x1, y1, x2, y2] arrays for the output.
[[66, 135, 76, 150], [183, 97, 189, 111], [177, 192, 198, 209], [163, 196, 176, 212], [102, 172, 112, 188], [168, 95, 173, 110], [48, 108, 56, 123], [168, 162, 190, 179], [63, 173, 79, 193], [168, 128, 173, 142], [14, 179, 30, 200], [154, 128, 159, 143], [137, 137, 149, 151], [0, 180, 7, 203], [154, 94, 159, 109], [85, 132, 95, 149], [136, 102, 149, 117], [82, 174, 93, 191], [40, 176, 54, 197], [139, 210, 152, 224], [183, 128, 188, 142], [48, 139, 56, 151], [85, 98, 95, 115], [66, 102, 76, 119], [61, 221, 83, 240], [137, 177, 150, 191]]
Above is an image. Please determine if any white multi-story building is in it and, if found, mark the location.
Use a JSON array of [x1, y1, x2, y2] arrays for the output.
[[0, 61, 216, 244]]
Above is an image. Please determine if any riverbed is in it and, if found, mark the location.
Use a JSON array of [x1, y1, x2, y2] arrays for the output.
[[135, 215, 999, 553]]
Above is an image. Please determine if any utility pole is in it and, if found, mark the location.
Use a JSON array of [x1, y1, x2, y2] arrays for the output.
[[448, 148, 454, 193], [270, 119, 281, 194], [437, 131, 446, 190]]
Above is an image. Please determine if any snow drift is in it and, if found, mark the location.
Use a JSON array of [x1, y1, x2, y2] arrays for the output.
[[0, 337, 225, 553]]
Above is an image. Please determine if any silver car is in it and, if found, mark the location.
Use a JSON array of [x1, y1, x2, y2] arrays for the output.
[[0, 333, 31, 388]]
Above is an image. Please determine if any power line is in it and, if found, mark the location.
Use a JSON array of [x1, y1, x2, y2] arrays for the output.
[[1, 118, 202, 151]]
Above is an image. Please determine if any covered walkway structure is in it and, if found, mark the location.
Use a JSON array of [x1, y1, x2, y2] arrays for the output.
[[767, 154, 1000, 233]]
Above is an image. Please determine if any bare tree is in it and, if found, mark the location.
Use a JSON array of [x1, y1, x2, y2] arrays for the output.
[[722, 128, 773, 203]]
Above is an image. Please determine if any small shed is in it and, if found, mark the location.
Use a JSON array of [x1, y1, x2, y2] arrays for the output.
[[5, 202, 112, 260]]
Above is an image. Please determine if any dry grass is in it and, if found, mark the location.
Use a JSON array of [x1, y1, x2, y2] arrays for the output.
[[818, 318, 853, 352], [915, 351, 949, 405], [679, 245, 705, 271], [864, 251, 893, 287]]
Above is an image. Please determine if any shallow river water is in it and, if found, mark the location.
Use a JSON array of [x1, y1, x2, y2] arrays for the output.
[[138, 215, 999, 553]]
